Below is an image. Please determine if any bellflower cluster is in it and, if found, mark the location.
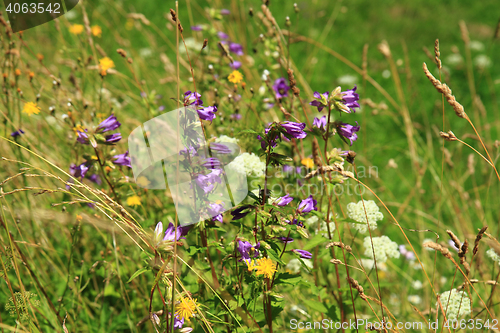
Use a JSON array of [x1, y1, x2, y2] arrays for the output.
[[346, 200, 383, 233], [237, 240, 260, 263], [113, 151, 132, 168], [297, 195, 317, 215], [312, 116, 327, 131], [76, 114, 122, 146]]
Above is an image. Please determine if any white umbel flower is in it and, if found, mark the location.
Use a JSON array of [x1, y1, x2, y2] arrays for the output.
[[363, 236, 400, 263], [215, 135, 239, 144], [486, 248, 500, 264], [408, 295, 422, 305], [347, 200, 383, 233], [227, 152, 265, 177], [437, 289, 471, 320], [286, 258, 313, 274]]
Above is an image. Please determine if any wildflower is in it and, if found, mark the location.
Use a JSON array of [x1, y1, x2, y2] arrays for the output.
[[412, 280, 423, 290], [254, 257, 277, 279], [231, 205, 253, 220], [126, 195, 141, 206], [210, 143, 233, 154], [312, 116, 327, 130], [76, 130, 89, 145], [399, 245, 415, 260], [228, 70, 243, 84], [273, 77, 290, 99], [153, 221, 164, 245], [228, 42, 243, 56], [297, 195, 317, 215], [274, 194, 293, 206], [336, 121, 360, 146], [88, 174, 101, 185], [448, 239, 460, 252], [14, 68, 21, 76], [207, 201, 225, 220], [281, 121, 307, 139], [190, 25, 203, 31], [69, 24, 84, 35], [217, 31, 229, 39], [278, 237, 294, 244], [292, 249, 312, 259], [112, 151, 132, 168], [229, 60, 242, 70], [99, 57, 115, 76], [309, 91, 329, 112], [202, 157, 222, 169], [286, 219, 303, 228], [286, 258, 313, 274], [195, 169, 223, 194], [175, 297, 199, 320], [301, 158, 314, 169], [227, 152, 266, 177], [22, 102, 41, 116], [221, 9, 230, 15], [408, 295, 422, 305], [230, 113, 242, 120], [437, 289, 471, 320], [215, 135, 239, 144], [91, 25, 102, 37], [238, 240, 260, 263], [173, 314, 184, 329], [183, 91, 203, 106], [69, 162, 90, 179], [486, 248, 500, 264], [97, 115, 121, 133], [10, 129, 24, 137], [163, 222, 188, 242], [346, 200, 383, 234], [363, 236, 400, 263], [197, 105, 217, 122], [339, 86, 360, 113]]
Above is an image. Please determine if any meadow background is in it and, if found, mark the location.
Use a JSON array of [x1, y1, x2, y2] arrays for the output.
[[0, 0, 499, 332]]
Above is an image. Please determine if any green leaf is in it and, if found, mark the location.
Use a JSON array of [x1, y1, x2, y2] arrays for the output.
[[274, 272, 303, 285], [304, 299, 328, 313], [266, 247, 285, 266], [127, 267, 148, 283], [302, 233, 327, 251]]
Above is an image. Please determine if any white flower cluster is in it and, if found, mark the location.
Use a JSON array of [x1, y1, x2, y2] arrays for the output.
[[305, 215, 336, 238], [363, 236, 400, 263], [286, 258, 313, 274], [486, 248, 500, 264], [227, 152, 265, 177], [215, 135, 239, 144], [347, 200, 383, 233], [359, 258, 387, 272], [437, 289, 471, 320]]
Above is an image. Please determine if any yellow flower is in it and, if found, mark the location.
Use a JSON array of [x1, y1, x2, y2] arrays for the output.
[[228, 70, 243, 84], [175, 297, 198, 320], [14, 69, 21, 76], [91, 25, 102, 37], [22, 102, 41, 116], [69, 24, 84, 35], [126, 195, 141, 206], [72, 124, 85, 134], [254, 257, 277, 279], [99, 57, 115, 76], [136, 176, 151, 187], [76, 215, 83, 222], [301, 157, 314, 169], [247, 260, 258, 272], [125, 19, 134, 30]]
